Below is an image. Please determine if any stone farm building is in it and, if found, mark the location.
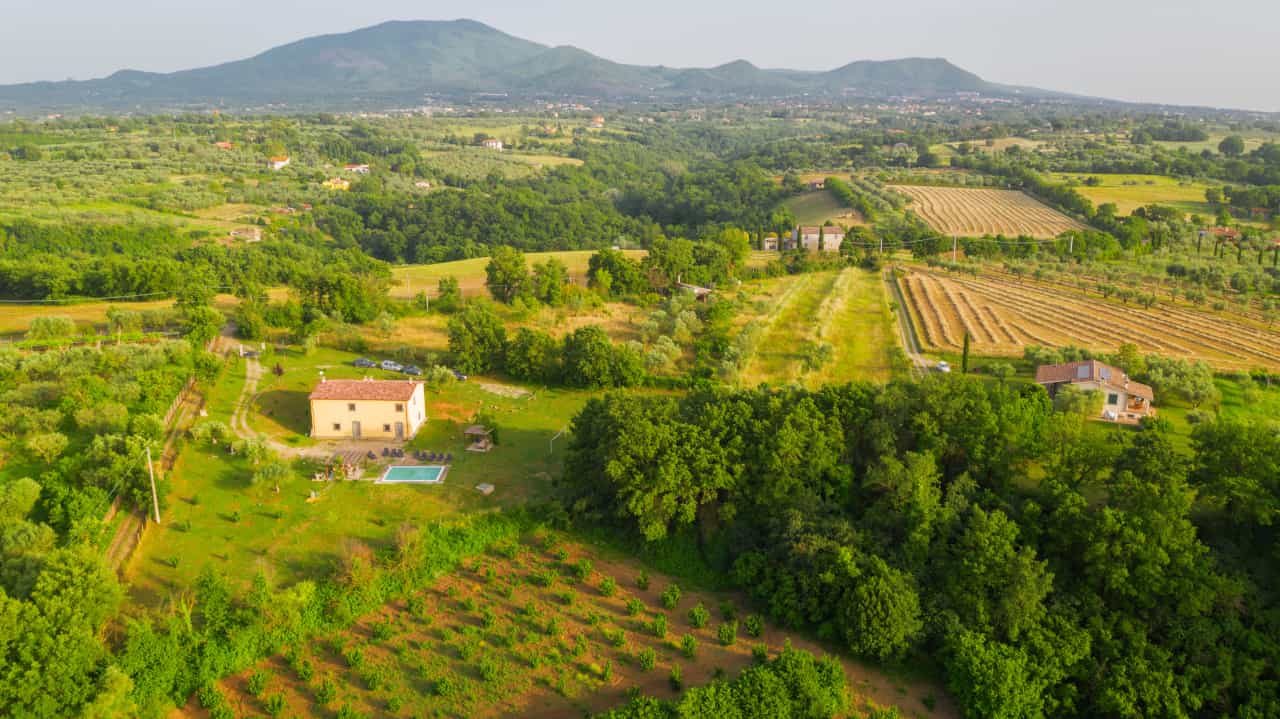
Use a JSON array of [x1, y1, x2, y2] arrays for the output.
[[309, 379, 426, 440], [1034, 359, 1154, 423], [793, 226, 844, 253]]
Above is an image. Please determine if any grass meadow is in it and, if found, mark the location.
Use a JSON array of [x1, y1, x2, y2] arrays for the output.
[[1048, 172, 1218, 217]]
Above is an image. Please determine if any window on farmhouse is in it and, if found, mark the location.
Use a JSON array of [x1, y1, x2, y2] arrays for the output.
[[348, 403, 356, 411], [395, 403, 403, 412], [1107, 393, 1119, 405], [383, 424, 391, 432], [332, 423, 341, 431]]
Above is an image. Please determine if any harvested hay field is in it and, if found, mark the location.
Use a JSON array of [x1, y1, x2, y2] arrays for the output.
[[892, 186, 1087, 238], [897, 268, 1280, 371]]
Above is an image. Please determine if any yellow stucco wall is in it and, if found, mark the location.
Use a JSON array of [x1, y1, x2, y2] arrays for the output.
[[309, 385, 426, 439]]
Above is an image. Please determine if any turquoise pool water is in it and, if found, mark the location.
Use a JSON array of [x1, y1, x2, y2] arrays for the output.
[[379, 465, 446, 484]]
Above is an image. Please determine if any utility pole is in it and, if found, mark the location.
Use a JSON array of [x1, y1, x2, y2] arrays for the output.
[[1068, 235, 1074, 255], [146, 446, 161, 524]]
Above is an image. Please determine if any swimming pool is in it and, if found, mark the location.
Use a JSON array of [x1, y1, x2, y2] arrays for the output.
[[379, 465, 447, 484]]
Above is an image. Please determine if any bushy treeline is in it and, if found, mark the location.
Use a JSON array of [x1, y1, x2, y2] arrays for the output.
[[560, 378, 1280, 718], [446, 302, 644, 388], [0, 218, 391, 304], [0, 341, 204, 530], [596, 645, 847, 719]]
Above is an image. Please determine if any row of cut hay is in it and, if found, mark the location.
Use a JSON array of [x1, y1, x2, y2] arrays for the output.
[[899, 274, 944, 349], [957, 271, 1280, 367], [909, 275, 959, 347]]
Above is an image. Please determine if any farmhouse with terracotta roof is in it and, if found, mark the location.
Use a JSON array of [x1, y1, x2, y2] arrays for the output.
[[1034, 359, 1154, 423], [309, 378, 426, 440], [268, 156, 291, 170]]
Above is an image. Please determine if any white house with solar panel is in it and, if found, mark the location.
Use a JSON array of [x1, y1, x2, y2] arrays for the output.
[[1034, 359, 1154, 423]]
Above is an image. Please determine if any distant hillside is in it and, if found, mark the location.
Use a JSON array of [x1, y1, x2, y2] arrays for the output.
[[0, 19, 1037, 111]]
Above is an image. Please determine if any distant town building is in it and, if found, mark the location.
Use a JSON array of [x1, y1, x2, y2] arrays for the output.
[[343, 163, 370, 174], [213, 141, 234, 150], [762, 233, 780, 251], [414, 180, 433, 189], [322, 177, 351, 191], [268, 156, 291, 170], [590, 115, 605, 128], [481, 138, 504, 151]]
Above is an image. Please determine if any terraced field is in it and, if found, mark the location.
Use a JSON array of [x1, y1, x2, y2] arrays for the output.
[[891, 186, 1087, 238], [898, 268, 1280, 371]]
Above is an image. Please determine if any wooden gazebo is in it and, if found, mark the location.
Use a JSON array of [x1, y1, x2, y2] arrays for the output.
[[463, 425, 493, 452]]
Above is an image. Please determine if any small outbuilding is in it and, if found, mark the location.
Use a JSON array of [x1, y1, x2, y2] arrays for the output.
[[464, 425, 494, 452]]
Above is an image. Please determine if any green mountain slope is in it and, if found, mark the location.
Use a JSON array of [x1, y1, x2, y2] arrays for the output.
[[0, 19, 1028, 111]]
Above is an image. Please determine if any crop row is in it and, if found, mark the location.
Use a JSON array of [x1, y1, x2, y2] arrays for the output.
[[958, 271, 1280, 367]]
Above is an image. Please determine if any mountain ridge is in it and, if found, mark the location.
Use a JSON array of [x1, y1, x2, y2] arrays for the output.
[[0, 19, 1047, 111]]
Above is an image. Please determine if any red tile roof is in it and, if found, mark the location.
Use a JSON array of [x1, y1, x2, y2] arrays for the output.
[[1034, 360, 1153, 401], [309, 379, 419, 402]]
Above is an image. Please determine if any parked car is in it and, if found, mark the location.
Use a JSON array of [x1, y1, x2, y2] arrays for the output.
[[452, 370, 468, 381], [380, 360, 404, 372], [401, 365, 423, 376], [353, 357, 377, 368], [935, 361, 951, 374]]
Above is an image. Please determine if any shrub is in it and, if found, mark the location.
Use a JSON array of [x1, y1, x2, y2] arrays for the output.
[[636, 570, 650, 590], [315, 677, 337, 704], [752, 643, 769, 664], [626, 599, 644, 616], [555, 589, 576, 606], [460, 596, 477, 612], [719, 599, 737, 620], [530, 569, 556, 587], [604, 627, 627, 648], [264, 693, 286, 717], [669, 664, 683, 691], [651, 614, 668, 638], [342, 645, 365, 668], [387, 696, 404, 713], [246, 670, 269, 696], [680, 634, 698, 659], [638, 647, 657, 671], [688, 603, 710, 629], [571, 558, 594, 582], [553, 547, 570, 561], [717, 620, 739, 646], [478, 659, 500, 682], [434, 676, 457, 697], [745, 614, 764, 638], [480, 608, 497, 628], [293, 658, 314, 682], [371, 620, 394, 641], [660, 584, 681, 610], [599, 576, 617, 597]]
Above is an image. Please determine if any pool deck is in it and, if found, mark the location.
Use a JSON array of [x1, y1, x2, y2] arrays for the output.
[[377, 464, 450, 485]]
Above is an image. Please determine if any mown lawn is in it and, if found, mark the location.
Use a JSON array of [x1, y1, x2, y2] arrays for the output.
[[126, 346, 594, 610]]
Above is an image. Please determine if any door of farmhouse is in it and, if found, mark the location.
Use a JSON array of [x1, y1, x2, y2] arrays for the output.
[[352, 421, 362, 439], [395, 422, 404, 440]]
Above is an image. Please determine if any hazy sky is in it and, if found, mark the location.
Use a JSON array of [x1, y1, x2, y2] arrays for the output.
[[4, 0, 1278, 111]]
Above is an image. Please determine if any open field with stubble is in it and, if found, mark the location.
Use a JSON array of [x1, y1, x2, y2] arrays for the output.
[[892, 185, 1088, 238], [897, 267, 1280, 371]]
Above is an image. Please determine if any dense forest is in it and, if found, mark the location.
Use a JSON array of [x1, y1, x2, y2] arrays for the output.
[[559, 378, 1280, 718]]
